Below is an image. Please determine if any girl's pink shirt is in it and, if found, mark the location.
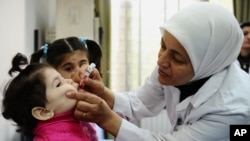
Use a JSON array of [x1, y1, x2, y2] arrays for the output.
[[33, 110, 98, 141]]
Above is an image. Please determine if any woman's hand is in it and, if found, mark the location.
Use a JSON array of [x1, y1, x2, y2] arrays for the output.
[[77, 68, 115, 108], [71, 67, 104, 95], [82, 68, 105, 96], [66, 90, 122, 136]]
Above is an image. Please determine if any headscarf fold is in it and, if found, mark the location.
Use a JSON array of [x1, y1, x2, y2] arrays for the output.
[[160, 2, 243, 81]]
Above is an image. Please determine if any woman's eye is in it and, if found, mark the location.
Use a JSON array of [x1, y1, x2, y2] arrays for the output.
[[160, 46, 167, 52], [161, 45, 166, 50], [174, 56, 186, 64], [175, 59, 185, 64]]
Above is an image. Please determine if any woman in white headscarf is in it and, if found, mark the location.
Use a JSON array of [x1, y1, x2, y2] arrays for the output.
[[66, 2, 250, 141]]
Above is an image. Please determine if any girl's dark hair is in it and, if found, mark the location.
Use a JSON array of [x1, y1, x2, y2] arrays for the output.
[[2, 53, 50, 137], [30, 36, 102, 73], [8, 53, 28, 76]]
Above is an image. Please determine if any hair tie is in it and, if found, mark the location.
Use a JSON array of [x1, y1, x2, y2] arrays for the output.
[[80, 37, 88, 49], [40, 44, 48, 55]]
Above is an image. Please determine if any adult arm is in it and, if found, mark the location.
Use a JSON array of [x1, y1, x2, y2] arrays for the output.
[[68, 89, 247, 141]]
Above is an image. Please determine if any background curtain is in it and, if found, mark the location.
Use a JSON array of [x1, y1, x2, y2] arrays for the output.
[[233, 0, 250, 22], [94, 0, 111, 87]]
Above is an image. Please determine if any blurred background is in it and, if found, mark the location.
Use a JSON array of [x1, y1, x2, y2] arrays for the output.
[[0, 0, 249, 140]]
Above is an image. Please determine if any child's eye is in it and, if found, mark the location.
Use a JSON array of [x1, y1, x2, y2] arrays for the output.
[[64, 67, 73, 72], [56, 82, 61, 87]]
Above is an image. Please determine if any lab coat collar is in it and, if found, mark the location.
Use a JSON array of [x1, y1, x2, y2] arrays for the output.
[[176, 68, 226, 112], [191, 69, 226, 108]]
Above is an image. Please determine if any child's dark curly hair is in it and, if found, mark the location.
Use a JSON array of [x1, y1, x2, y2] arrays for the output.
[[2, 53, 51, 137]]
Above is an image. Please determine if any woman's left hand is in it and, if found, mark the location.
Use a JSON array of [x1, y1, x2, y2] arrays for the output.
[[66, 90, 122, 136], [67, 90, 111, 123]]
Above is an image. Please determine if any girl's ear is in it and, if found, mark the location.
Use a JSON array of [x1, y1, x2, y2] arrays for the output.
[[32, 107, 54, 120]]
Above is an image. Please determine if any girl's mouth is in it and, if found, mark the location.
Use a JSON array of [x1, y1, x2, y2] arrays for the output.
[[77, 83, 85, 92]]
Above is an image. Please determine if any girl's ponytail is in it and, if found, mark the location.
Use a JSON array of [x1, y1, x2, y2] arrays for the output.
[[86, 40, 102, 73], [8, 53, 28, 77], [30, 44, 48, 64]]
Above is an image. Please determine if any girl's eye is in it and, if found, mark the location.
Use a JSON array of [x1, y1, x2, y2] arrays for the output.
[[56, 82, 61, 87], [64, 67, 73, 72]]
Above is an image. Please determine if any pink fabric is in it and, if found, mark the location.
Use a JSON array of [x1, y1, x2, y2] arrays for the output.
[[33, 111, 97, 141], [80, 122, 98, 141]]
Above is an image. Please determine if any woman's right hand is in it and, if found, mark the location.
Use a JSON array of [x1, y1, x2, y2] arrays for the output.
[[77, 68, 115, 109]]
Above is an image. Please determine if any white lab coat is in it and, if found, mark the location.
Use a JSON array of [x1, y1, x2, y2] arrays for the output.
[[113, 64, 250, 141], [234, 60, 250, 75], [112, 2, 248, 141]]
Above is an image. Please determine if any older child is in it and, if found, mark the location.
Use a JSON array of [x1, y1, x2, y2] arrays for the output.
[[2, 53, 95, 141], [31, 36, 102, 78]]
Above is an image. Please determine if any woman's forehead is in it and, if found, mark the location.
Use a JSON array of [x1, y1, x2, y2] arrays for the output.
[[162, 31, 188, 55]]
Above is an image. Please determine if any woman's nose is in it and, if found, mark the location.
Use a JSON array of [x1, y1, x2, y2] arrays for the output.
[[158, 53, 170, 67], [158, 60, 170, 68]]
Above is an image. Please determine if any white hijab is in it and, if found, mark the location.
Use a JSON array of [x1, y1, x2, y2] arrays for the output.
[[160, 2, 243, 81]]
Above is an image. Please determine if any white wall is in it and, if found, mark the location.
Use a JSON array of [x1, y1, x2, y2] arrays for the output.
[[0, 1, 26, 140], [0, 0, 95, 140], [0, 0, 51, 140], [56, 0, 94, 39]]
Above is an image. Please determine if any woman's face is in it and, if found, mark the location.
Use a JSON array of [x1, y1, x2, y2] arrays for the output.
[[44, 68, 78, 114], [157, 31, 194, 86], [56, 50, 89, 79], [242, 26, 250, 49]]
